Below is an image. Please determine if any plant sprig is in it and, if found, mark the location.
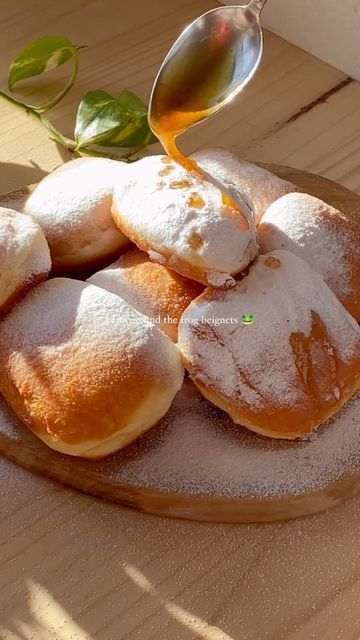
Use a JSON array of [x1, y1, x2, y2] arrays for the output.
[[0, 35, 158, 161]]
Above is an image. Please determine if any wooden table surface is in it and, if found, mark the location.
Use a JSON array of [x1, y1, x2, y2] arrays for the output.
[[1, 2, 360, 639]]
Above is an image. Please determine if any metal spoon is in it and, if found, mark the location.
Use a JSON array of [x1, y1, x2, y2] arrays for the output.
[[148, 0, 268, 140]]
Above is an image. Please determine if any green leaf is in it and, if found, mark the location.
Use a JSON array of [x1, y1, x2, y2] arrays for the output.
[[114, 90, 158, 146], [74, 90, 132, 148], [117, 90, 148, 115], [8, 36, 76, 90], [75, 89, 157, 150]]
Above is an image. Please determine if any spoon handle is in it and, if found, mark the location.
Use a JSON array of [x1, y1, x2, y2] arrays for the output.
[[248, 0, 268, 13]]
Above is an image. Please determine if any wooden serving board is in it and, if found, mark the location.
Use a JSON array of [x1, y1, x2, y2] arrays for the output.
[[0, 164, 359, 524]]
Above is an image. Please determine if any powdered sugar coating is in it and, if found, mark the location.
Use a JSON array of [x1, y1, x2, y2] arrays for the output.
[[258, 192, 360, 320], [0, 278, 180, 372], [88, 256, 152, 318], [178, 250, 360, 438], [0, 278, 184, 457], [0, 207, 50, 272], [192, 148, 299, 225], [0, 207, 51, 311], [111, 155, 257, 284], [23, 157, 129, 270], [87, 248, 203, 341], [104, 380, 360, 498]]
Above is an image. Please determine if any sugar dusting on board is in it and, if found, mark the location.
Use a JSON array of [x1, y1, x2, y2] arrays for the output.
[[105, 380, 360, 498], [2, 378, 358, 500]]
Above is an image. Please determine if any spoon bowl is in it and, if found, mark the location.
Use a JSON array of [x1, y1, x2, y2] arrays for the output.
[[149, 0, 268, 139]]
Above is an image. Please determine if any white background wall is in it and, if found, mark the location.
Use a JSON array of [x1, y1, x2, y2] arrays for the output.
[[221, 0, 360, 80]]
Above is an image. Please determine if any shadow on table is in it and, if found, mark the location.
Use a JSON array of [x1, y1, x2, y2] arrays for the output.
[[0, 143, 75, 194], [0, 162, 48, 195]]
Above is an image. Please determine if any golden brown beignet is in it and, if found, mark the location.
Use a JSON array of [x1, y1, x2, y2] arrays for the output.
[[111, 155, 257, 286], [0, 278, 184, 459], [178, 250, 360, 439], [258, 192, 360, 321], [23, 158, 130, 273], [192, 148, 299, 225], [0, 207, 51, 317], [88, 248, 204, 341]]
